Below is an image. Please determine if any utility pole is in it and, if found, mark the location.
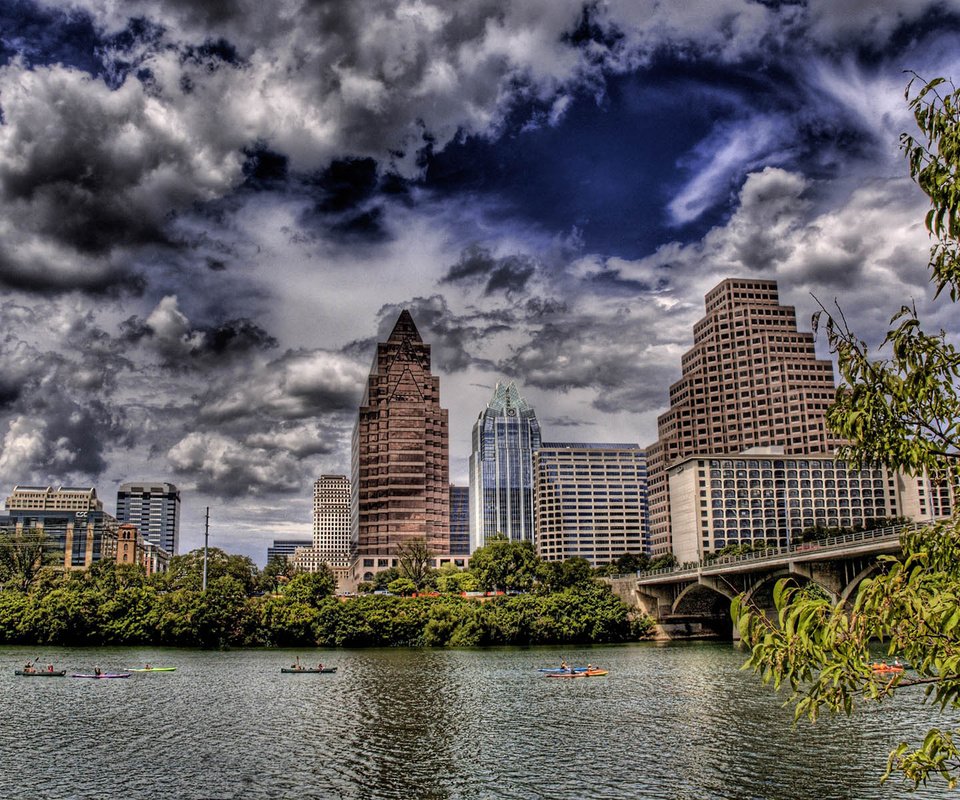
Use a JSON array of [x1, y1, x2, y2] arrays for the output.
[[202, 506, 210, 591]]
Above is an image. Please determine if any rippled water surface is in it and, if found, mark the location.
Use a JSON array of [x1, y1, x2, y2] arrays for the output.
[[0, 642, 953, 799]]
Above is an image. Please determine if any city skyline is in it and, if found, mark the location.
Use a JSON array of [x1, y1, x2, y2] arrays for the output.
[[2, 2, 960, 562]]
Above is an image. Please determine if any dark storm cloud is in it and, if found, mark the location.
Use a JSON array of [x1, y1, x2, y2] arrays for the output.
[[0, 1, 102, 72], [196, 348, 367, 424], [201, 319, 278, 356], [0, 61, 244, 293], [442, 244, 536, 296], [241, 144, 289, 189], [0, 318, 133, 481], [119, 298, 278, 368]]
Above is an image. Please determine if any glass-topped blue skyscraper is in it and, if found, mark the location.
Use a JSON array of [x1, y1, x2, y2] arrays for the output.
[[469, 382, 542, 552]]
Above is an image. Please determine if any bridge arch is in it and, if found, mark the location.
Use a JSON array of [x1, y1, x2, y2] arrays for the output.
[[671, 581, 735, 617], [839, 561, 883, 608], [741, 568, 840, 613]]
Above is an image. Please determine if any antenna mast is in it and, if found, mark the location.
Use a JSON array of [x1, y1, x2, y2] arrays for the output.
[[202, 506, 210, 591]]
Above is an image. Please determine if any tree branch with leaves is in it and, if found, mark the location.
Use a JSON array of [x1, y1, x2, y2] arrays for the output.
[[736, 74, 960, 791]]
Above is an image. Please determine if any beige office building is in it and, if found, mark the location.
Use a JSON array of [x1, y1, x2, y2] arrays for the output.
[[5, 485, 103, 512], [534, 443, 648, 565], [646, 278, 842, 556], [293, 475, 353, 587]]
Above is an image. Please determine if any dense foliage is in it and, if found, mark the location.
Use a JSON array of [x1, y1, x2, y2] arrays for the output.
[[735, 76, 960, 790], [0, 539, 651, 649]]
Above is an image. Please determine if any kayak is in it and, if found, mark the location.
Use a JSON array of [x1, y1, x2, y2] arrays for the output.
[[871, 663, 904, 674], [15, 670, 66, 677], [71, 673, 131, 679], [125, 667, 177, 672], [538, 667, 588, 673], [281, 667, 337, 673], [547, 669, 608, 678]]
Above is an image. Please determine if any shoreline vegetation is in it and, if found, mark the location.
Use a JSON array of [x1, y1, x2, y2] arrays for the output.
[[0, 534, 653, 649]]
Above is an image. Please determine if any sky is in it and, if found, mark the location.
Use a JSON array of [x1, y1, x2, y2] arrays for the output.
[[2, 0, 960, 564]]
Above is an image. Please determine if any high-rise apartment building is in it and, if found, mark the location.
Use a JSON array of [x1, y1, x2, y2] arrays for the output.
[[116, 482, 180, 555], [533, 443, 648, 565], [352, 310, 450, 562], [646, 278, 841, 555], [469, 381, 542, 551]]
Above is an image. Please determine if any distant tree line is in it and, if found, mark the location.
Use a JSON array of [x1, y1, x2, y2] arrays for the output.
[[0, 530, 652, 648]]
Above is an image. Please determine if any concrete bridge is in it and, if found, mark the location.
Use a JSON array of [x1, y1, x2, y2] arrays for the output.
[[608, 522, 922, 639]]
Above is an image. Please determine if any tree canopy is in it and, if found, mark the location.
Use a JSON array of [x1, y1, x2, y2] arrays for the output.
[[0, 527, 60, 592], [736, 75, 960, 790]]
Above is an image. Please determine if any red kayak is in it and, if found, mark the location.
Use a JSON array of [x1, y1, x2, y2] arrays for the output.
[[547, 669, 608, 678]]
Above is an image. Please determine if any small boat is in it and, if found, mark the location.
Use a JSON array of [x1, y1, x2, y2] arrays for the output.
[[124, 667, 177, 672], [547, 669, 608, 679], [537, 667, 588, 673], [871, 662, 904, 674], [15, 669, 66, 677], [280, 667, 337, 674], [71, 673, 131, 679]]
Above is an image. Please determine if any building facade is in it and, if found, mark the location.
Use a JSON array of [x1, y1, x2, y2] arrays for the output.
[[5, 485, 103, 513], [449, 485, 470, 556], [111, 522, 170, 575], [291, 476, 354, 589], [351, 310, 450, 567], [116, 482, 181, 555], [646, 278, 841, 556], [0, 508, 118, 570], [266, 539, 313, 564], [469, 381, 542, 551], [533, 443, 648, 566], [668, 452, 956, 563], [1, 485, 117, 570]]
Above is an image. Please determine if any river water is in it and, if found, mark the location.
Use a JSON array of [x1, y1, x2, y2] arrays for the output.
[[0, 642, 953, 800]]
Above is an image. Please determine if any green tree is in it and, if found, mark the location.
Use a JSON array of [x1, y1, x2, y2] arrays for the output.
[[0, 527, 60, 592], [469, 535, 538, 593], [648, 553, 678, 570], [395, 538, 436, 589], [434, 563, 479, 594], [160, 548, 259, 595], [259, 554, 297, 594], [536, 557, 594, 593], [372, 567, 400, 591], [387, 576, 417, 596], [736, 75, 960, 790], [282, 568, 336, 605]]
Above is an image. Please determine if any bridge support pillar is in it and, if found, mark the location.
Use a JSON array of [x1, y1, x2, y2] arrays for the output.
[[788, 561, 842, 602]]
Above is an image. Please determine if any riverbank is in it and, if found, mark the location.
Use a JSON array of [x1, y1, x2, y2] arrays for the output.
[[0, 581, 652, 648]]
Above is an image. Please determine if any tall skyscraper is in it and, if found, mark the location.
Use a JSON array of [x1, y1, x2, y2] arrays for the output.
[[469, 381, 542, 551], [311, 475, 352, 568], [533, 442, 648, 565], [646, 278, 841, 555], [449, 485, 470, 556], [352, 310, 450, 559], [116, 482, 180, 555]]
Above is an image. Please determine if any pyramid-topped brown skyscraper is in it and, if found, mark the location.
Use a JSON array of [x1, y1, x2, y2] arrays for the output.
[[351, 310, 450, 563]]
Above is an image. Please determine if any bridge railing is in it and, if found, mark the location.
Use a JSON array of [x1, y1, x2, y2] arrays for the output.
[[636, 521, 923, 579]]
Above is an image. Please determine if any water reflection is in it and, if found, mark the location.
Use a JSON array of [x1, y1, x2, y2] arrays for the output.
[[0, 643, 950, 800]]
